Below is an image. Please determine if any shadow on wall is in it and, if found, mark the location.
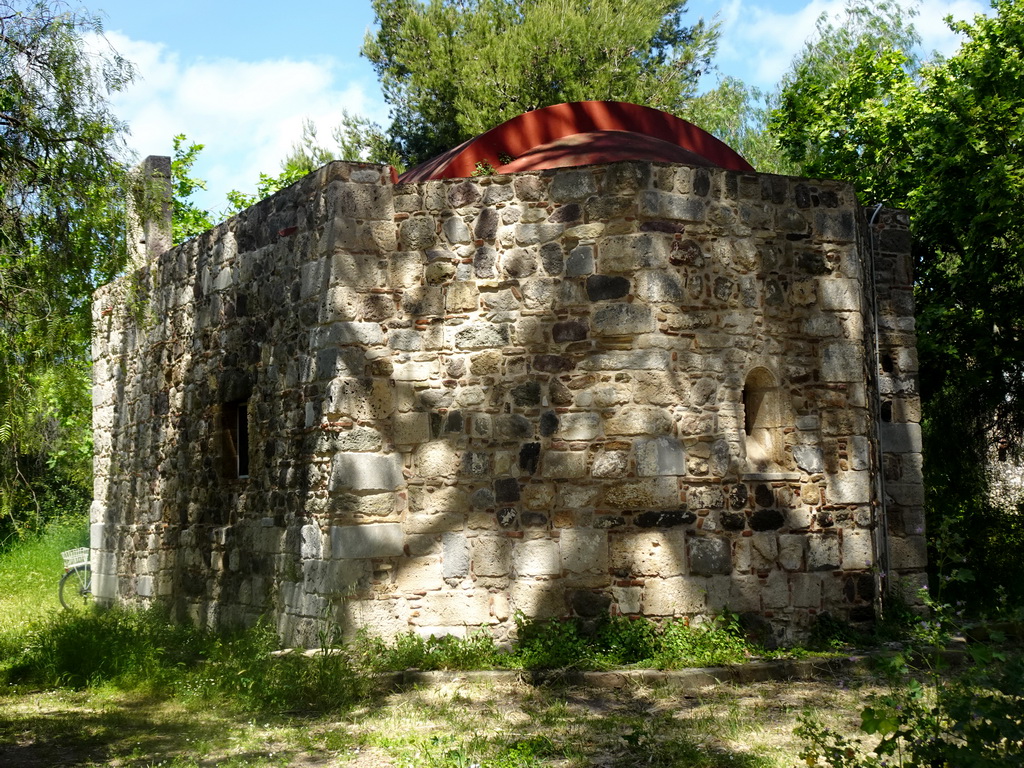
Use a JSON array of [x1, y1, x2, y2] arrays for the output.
[[91, 159, 921, 647]]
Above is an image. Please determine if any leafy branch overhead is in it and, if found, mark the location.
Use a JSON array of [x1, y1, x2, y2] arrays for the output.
[[0, 0, 133, 535], [772, 0, 1024, 602]]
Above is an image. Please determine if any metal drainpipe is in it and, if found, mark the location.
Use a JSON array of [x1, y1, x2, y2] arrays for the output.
[[866, 203, 891, 620]]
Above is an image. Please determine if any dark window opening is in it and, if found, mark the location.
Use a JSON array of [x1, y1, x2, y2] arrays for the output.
[[880, 354, 894, 373], [222, 400, 250, 479], [880, 400, 893, 423]]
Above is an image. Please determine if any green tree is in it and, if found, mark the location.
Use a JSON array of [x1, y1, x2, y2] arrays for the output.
[[0, 0, 133, 537], [223, 114, 402, 216], [170, 134, 214, 244], [771, 0, 922, 201], [362, 0, 719, 166], [771, 0, 1024, 604], [682, 77, 796, 175]]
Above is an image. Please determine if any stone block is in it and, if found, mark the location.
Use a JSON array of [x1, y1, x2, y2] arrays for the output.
[[558, 412, 602, 440], [388, 329, 421, 351], [585, 274, 630, 301], [560, 529, 609, 573], [843, 436, 868, 473], [578, 350, 671, 371], [136, 575, 154, 598], [592, 303, 654, 336], [592, 450, 629, 478], [605, 407, 674, 436], [779, 535, 806, 571], [610, 531, 687, 577], [303, 558, 367, 594], [491, 593, 511, 621], [815, 210, 856, 242], [638, 191, 706, 222], [452, 322, 510, 349], [842, 529, 874, 570], [392, 359, 439, 381], [887, 481, 925, 506], [442, 532, 470, 580], [821, 341, 865, 381], [411, 592, 494, 626], [818, 278, 862, 311], [762, 569, 790, 609], [880, 422, 922, 453], [642, 575, 707, 616], [565, 246, 594, 276], [688, 537, 731, 576], [300, 524, 323, 560], [792, 445, 824, 474], [635, 437, 687, 476], [394, 412, 431, 446], [90, 521, 107, 551], [513, 539, 561, 577], [792, 573, 823, 608], [550, 169, 598, 202], [313, 321, 384, 348], [510, 581, 566, 618], [541, 451, 587, 478], [889, 535, 928, 570], [446, 281, 479, 312], [739, 533, 778, 570], [472, 536, 512, 577], [635, 270, 684, 302], [700, 575, 730, 612], [720, 575, 759, 614], [824, 471, 871, 505], [603, 477, 680, 509], [807, 534, 840, 571], [612, 585, 642, 614], [443, 215, 471, 244], [399, 216, 437, 250], [891, 570, 929, 604], [394, 557, 444, 592], [598, 233, 670, 273], [688, 485, 726, 510], [330, 453, 403, 492], [414, 441, 460, 477], [330, 523, 404, 559]]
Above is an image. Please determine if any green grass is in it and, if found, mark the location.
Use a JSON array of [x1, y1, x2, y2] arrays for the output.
[[2, 518, 995, 767], [0, 514, 87, 632], [0, 520, 830, 708]]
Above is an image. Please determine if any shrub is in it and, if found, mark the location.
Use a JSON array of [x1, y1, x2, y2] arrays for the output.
[[356, 628, 506, 671], [653, 614, 751, 668], [512, 614, 593, 670]]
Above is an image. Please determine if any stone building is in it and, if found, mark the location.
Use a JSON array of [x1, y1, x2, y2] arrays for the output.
[[91, 103, 926, 646]]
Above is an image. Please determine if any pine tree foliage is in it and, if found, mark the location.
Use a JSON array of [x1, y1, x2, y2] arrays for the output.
[[362, 0, 719, 166]]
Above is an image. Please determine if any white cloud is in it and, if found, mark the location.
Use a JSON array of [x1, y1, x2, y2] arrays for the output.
[[713, 0, 989, 91], [102, 32, 388, 213]]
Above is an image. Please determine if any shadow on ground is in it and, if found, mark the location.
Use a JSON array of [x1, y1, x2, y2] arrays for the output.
[[0, 674, 873, 767]]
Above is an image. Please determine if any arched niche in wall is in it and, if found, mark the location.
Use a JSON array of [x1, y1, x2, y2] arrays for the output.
[[742, 367, 788, 472]]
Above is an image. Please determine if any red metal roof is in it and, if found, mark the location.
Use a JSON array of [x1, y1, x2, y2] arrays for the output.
[[397, 101, 754, 183]]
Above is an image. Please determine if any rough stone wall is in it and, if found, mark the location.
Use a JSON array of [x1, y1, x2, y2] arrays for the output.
[[91, 160, 924, 646]]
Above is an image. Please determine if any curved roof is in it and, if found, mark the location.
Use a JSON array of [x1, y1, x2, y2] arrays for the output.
[[397, 101, 754, 183]]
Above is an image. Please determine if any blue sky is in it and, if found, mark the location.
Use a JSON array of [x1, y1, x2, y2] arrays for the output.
[[89, 0, 988, 211]]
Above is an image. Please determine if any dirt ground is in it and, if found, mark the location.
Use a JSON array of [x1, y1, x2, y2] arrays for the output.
[[0, 671, 883, 767]]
